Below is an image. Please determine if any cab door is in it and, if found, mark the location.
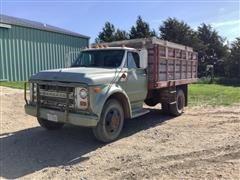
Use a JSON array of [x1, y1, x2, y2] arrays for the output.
[[119, 51, 148, 103]]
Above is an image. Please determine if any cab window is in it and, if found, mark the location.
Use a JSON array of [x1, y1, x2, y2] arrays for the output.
[[127, 52, 140, 68], [71, 50, 124, 68]]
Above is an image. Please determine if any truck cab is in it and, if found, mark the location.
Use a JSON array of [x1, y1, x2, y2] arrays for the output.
[[25, 37, 198, 142]]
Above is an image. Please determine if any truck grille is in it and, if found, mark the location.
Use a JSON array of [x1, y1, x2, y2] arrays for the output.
[[38, 84, 75, 111]]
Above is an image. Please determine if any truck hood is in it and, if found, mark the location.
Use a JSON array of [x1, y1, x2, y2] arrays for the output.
[[30, 67, 120, 85]]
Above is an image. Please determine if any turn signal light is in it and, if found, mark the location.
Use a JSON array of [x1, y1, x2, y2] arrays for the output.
[[94, 86, 101, 93]]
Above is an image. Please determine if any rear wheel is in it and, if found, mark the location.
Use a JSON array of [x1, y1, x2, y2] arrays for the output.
[[93, 99, 124, 143], [37, 118, 64, 130], [161, 102, 169, 114], [169, 89, 185, 116]]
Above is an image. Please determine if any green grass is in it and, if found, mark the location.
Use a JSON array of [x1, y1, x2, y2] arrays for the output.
[[197, 77, 240, 86], [0, 81, 28, 89], [188, 84, 240, 106], [0, 81, 239, 106]]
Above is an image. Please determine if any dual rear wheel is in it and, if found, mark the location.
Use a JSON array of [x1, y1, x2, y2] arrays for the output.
[[145, 88, 186, 116], [162, 89, 185, 116]]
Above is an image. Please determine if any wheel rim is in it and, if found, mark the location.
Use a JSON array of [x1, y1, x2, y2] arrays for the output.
[[105, 108, 121, 135], [177, 95, 184, 111]]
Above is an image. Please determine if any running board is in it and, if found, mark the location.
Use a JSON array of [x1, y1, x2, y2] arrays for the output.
[[132, 109, 150, 118]]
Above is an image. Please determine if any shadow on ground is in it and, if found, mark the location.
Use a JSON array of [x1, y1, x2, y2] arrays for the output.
[[0, 109, 173, 179]]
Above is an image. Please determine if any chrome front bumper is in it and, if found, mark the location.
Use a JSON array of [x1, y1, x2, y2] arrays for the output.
[[25, 105, 98, 127]]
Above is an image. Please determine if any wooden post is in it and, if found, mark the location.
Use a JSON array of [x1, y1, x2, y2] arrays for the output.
[[180, 59, 182, 79], [166, 58, 169, 81], [166, 46, 168, 81], [186, 52, 188, 79], [174, 58, 176, 80], [191, 60, 193, 78], [157, 45, 160, 82], [153, 44, 158, 86]]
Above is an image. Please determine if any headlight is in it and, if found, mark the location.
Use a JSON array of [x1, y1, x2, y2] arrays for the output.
[[79, 88, 87, 99], [75, 87, 88, 109]]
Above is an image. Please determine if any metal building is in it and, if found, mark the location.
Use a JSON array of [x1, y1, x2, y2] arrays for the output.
[[0, 14, 89, 81]]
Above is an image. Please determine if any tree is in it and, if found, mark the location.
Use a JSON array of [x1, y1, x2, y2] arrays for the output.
[[198, 24, 227, 59], [159, 19, 229, 77], [159, 17, 200, 47], [96, 22, 129, 43], [130, 16, 156, 39], [114, 29, 129, 41], [95, 22, 116, 43], [197, 24, 229, 77], [96, 16, 156, 42], [225, 38, 240, 78]]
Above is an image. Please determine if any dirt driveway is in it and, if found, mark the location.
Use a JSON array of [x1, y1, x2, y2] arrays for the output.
[[0, 86, 240, 179]]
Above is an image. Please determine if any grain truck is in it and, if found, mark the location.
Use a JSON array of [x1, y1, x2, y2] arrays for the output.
[[24, 37, 198, 142]]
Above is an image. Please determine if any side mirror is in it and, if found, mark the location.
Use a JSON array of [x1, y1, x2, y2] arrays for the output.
[[139, 49, 148, 69]]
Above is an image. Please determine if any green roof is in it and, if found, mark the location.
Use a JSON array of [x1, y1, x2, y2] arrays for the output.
[[0, 14, 90, 39]]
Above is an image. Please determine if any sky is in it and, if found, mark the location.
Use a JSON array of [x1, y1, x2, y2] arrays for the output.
[[1, 0, 240, 43]]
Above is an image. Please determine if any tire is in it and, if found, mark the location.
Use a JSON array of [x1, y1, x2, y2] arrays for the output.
[[93, 99, 124, 143], [169, 89, 185, 116], [144, 98, 158, 107], [161, 103, 169, 114], [37, 118, 64, 130]]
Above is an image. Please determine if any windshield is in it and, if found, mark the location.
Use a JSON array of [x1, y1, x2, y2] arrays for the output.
[[71, 50, 125, 68]]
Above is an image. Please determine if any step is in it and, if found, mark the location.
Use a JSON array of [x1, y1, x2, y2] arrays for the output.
[[132, 108, 150, 118]]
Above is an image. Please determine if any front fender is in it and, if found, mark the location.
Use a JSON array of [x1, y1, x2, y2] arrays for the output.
[[90, 84, 132, 119]]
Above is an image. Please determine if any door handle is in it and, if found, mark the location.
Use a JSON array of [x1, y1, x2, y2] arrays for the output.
[[119, 72, 127, 82]]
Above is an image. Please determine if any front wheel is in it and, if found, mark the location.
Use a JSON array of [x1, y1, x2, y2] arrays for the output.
[[93, 99, 124, 143]]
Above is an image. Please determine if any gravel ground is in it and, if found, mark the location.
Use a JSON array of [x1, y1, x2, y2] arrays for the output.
[[0, 86, 240, 179]]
